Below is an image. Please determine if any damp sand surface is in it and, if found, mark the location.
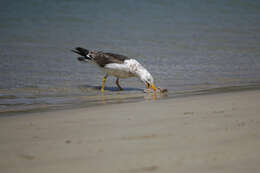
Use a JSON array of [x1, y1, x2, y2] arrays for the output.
[[1, 90, 260, 173]]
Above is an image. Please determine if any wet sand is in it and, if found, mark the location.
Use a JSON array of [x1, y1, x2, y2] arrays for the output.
[[0, 90, 260, 173]]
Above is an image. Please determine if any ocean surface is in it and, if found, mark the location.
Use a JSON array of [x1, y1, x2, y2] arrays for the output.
[[1, 0, 260, 114]]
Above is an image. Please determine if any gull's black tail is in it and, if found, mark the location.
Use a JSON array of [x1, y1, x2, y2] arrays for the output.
[[71, 47, 90, 58]]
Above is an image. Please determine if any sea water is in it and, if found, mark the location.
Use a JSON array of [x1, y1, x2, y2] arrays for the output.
[[1, 0, 260, 114]]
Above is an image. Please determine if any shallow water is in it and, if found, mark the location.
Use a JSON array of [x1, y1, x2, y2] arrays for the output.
[[1, 0, 260, 114]]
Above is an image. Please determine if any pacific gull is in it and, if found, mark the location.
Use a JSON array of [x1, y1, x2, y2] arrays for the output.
[[72, 47, 157, 92]]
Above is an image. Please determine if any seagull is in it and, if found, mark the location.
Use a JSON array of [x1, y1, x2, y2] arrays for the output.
[[72, 47, 157, 92]]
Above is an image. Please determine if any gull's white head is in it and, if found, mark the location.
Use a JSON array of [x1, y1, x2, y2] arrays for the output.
[[137, 68, 156, 91], [124, 59, 157, 91]]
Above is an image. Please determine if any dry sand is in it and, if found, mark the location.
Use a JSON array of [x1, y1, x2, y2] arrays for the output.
[[1, 90, 260, 173]]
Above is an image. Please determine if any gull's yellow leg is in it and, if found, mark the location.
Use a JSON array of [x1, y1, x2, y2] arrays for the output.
[[116, 78, 123, 91], [101, 75, 108, 92]]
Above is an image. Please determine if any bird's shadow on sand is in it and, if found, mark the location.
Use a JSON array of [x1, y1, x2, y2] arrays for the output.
[[78, 85, 144, 92]]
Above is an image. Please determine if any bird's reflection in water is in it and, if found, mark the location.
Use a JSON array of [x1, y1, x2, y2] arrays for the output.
[[144, 89, 168, 100]]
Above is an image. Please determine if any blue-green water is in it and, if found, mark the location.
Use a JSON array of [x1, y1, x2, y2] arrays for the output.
[[1, 0, 260, 114]]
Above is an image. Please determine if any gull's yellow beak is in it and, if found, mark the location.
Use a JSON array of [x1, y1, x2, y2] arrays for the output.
[[151, 84, 157, 91], [145, 82, 156, 92]]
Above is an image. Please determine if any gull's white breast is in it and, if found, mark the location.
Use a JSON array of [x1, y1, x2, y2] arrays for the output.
[[102, 59, 142, 78]]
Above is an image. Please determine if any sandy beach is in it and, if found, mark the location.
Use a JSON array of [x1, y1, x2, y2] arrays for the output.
[[1, 90, 260, 173]]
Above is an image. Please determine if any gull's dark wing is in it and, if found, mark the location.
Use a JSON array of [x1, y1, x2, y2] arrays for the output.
[[93, 52, 130, 67]]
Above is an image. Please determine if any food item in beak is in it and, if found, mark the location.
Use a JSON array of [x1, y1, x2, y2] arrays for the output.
[[158, 87, 168, 93]]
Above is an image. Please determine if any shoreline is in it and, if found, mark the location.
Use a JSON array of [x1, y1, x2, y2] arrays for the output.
[[1, 84, 260, 116], [1, 89, 260, 172]]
